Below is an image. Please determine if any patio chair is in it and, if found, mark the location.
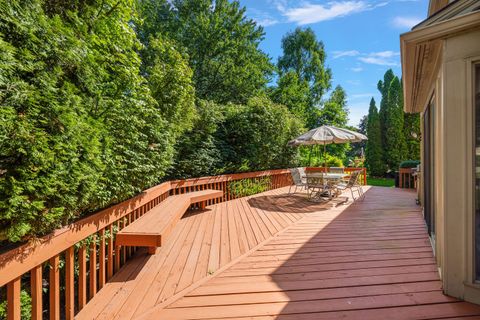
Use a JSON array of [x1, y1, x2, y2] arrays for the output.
[[335, 170, 364, 201], [289, 167, 307, 194]]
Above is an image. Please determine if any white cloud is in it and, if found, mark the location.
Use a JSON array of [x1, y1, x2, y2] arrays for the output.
[[351, 67, 363, 72], [358, 51, 400, 66], [283, 1, 370, 25], [333, 50, 360, 59], [392, 16, 422, 29], [269, 0, 288, 12], [255, 18, 279, 26], [249, 8, 279, 27]]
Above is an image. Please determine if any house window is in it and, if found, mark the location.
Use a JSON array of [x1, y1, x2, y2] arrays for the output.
[[475, 64, 480, 280]]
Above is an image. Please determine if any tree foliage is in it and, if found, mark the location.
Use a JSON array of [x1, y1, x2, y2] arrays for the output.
[[381, 76, 407, 170], [276, 27, 332, 128], [270, 71, 311, 123], [365, 69, 420, 176], [139, 0, 274, 104], [277, 27, 332, 105], [0, 0, 355, 243], [168, 100, 224, 179], [317, 85, 348, 127], [0, 0, 193, 242], [218, 96, 304, 172], [365, 98, 385, 176]]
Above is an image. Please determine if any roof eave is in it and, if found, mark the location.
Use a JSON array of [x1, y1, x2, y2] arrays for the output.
[[401, 10, 480, 113]]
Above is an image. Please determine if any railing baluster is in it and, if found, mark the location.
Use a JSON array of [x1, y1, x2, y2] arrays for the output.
[[78, 245, 87, 309], [98, 229, 106, 289], [89, 235, 97, 299], [65, 247, 75, 320], [107, 224, 114, 280], [7, 277, 21, 320], [49, 255, 60, 320], [121, 218, 126, 266], [31, 265, 42, 320]]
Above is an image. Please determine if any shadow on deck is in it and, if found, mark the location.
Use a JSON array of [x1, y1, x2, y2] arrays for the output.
[[78, 187, 480, 320]]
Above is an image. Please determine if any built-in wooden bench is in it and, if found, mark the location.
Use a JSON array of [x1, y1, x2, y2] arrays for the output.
[[116, 189, 223, 254]]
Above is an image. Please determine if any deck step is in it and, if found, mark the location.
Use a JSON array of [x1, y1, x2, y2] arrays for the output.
[[115, 189, 223, 253]]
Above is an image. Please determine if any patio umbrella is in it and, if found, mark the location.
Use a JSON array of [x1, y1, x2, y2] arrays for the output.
[[288, 125, 368, 167]]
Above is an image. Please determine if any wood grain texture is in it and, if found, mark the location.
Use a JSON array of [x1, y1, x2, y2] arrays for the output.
[[139, 187, 480, 320]]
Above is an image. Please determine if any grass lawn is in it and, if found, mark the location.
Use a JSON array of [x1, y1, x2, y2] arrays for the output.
[[367, 176, 395, 187]]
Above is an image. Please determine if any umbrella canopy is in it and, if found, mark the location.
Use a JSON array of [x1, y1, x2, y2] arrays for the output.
[[288, 125, 367, 146]]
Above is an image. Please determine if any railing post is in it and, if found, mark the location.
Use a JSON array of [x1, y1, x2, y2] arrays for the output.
[[65, 248, 75, 320], [78, 245, 87, 309], [89, 235, 97, 299], [49, 255, 60, 320], [31, 265, 42, 320], [7, 277, 21, 320]]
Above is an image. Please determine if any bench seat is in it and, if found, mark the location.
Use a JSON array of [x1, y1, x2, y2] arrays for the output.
[[115, 189, 223, 253]]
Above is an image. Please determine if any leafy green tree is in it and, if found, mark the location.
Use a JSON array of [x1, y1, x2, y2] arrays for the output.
[[276, 27, 332, 128], [277, 27, 332, 105], [270, 71, 311, 124], [138, 0, 274, 104], [316, 85, 350, 161], [365, 98, 385, 176], [317, 85, 349, 127], [141, 35, 196, 145]]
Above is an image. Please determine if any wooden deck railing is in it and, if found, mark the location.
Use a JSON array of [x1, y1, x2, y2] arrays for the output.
[[0, 169, 292, 320]]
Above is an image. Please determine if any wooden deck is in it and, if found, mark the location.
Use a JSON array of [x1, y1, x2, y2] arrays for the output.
[[77, 186, 480, 320]]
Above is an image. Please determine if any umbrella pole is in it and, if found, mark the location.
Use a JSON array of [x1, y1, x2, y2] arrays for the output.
[[323, 142, 327, 170], [308, 146, 312, 167]]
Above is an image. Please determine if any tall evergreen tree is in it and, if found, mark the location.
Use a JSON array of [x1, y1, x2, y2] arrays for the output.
[[404, 113, 421, 159], [400, 80, 421, 160], [382, 76, 407, 170], [377, 69, 395, 145], [365, 98, 385, 176]]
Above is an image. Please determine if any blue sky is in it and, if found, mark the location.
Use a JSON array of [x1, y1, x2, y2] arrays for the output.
[[238, 0, 429, 126]]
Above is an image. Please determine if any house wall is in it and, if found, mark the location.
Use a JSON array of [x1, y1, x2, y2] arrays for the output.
[[426, 28, 480, 303]]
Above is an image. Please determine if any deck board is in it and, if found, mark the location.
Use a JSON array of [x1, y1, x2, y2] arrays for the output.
[[76, 187, 480, 320]]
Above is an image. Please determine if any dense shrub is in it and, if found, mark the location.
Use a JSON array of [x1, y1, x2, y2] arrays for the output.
[[399, 160, 420, 168], [0, 0, 194, 242], [229, 177, 270, 198], [217, 96, 304, 172], [168, 100, 224, 179]]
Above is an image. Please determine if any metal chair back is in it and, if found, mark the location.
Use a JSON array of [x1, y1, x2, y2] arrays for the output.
[[289, 168, 304, 186], [346, 170, 361, 188]]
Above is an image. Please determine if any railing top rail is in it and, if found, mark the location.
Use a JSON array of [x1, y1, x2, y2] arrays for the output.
[[170, 168, 291, 188], [0, 181, 171, 287]]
